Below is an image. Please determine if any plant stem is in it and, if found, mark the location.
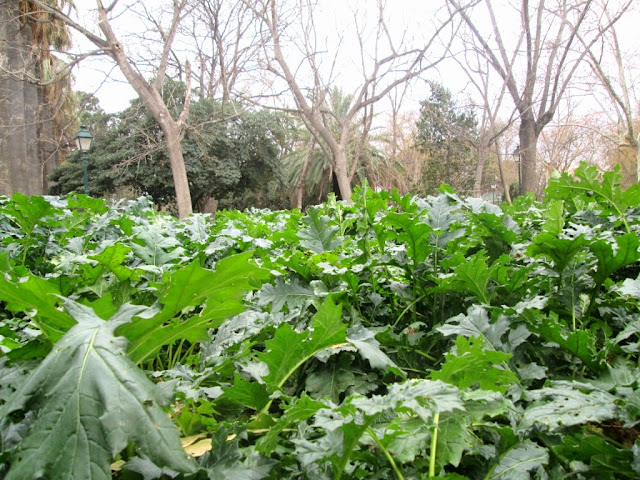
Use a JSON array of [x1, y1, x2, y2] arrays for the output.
[[429, 411, 440, 478], [334, 416, 376, 480], [394, 294, 427, 327], [366, 427, 405, 480]]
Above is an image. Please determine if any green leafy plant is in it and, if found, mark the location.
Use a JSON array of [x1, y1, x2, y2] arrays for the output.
[[1, 169, 639, 479]]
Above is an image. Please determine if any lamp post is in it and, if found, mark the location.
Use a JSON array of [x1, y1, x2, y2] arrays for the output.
[[75, 125, 93, 195], [513, 145, 522, 196]]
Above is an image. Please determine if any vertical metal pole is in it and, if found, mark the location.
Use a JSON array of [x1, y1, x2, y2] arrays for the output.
[[517, 152, 522, 196], [83, 152, 89, 195]]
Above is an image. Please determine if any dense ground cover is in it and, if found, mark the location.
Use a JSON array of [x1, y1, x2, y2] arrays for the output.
[[1, 163, 639, 479]]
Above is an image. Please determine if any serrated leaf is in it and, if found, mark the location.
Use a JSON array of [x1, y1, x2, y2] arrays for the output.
[[306, 362, 356, 403], [3, 193, 58, 235], [200, 428, 274, 479], [536, 314, 601, 370], [437, 413, 475, 468], [453, 252, 493, 304], [527, 236, 590, 274], [546, 163, 634, 226], [0, 300, 194, 480], [90, 243, 134, 282], [488, 440, 548, 479], [422, 194, 465, 232], [256, 276, 315, 312], [522, 381, 617, 430], [258, 296, 346, 391], [130, 225, 183, 266], [433, 336, 518, 393], [257, 393, 326, 454], [298, 207, 343, 253], [0, 271, 75, 341], [223, 374, 269, 411], [589, 234, 640, 286], [351, 379, 464, 420], [347, 325, 396, 370], [538, 199, 565, 238], [119, 253, 269, 364], [383, 210, 433, 263], [437, 306, 510, 353]]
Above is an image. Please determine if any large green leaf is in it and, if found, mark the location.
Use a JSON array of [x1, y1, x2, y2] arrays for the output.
[[298, 207, 343, 253], [130, 225, 183, 266], [486, 440, 548, 480], [0, 270, 75, 341], [3, 193, 58, 236], [258, 296, 346, 392], [0, 300, 194, 479], [522, 381, 617, 431], [536, 314, 601, 371], [89, 243, 135, 282], [119, 252, 269, 364], [527, 236, 590, 274], [452, 252, 493, 304], [589, 233, 640, 287], [437, 306, 510, 352], [432, 336, 518, 393], [256, 276, 316, 312], [383, 211, 433, 264], [257, 393, 326, 454], [545, 162, 637, 231]]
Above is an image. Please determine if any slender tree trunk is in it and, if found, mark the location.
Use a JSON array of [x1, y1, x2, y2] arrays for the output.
[[473, 141, 488, 197], [160, 121, 192, 217], [633, 138, 640, 184], [519, 114, 539, 197], [494, 141, 512, 205], [292, 141, 313, 209], [332, 145, 352, 202]]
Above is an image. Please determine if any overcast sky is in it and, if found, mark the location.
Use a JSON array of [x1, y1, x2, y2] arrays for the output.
[[70, 0, 639, 122]]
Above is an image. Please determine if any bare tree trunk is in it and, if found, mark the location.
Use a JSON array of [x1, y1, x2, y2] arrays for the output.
[[473, 141, 488, 197], [160, 121, 192, 217], [292, 141, 313, 209], [30, 0, 194, 218], [329, 144, 351, 203], [333, 146, 352, 201], [519, 114, 539, 196]]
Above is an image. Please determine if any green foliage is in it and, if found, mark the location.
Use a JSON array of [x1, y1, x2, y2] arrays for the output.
[[415, 81, 477, 195], [0, 300, 194, 479], [2, 168, 640, 479], [50, 87, 288, 211]]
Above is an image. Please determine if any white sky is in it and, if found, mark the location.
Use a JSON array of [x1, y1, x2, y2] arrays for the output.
[[70, 1, 467, 113], [69, 0, 640, 125]]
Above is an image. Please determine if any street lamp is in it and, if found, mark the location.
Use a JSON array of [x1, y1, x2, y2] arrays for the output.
[[75, 125, 93, 195], [513, 145, 522, 196]]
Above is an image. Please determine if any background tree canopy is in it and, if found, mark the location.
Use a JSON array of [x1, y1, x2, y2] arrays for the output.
[[415, 82, 478, 195], [49, 81, 289, 212]]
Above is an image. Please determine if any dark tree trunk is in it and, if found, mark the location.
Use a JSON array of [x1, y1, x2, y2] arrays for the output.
[[519, 114, 539, 197], [0, 2, 44, 196], [0, 2, 62, 197]]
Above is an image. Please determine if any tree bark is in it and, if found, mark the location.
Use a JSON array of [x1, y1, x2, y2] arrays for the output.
[[473, 141, 489, 197], [0, 2, 54, 197], [333, 146, 352, 200], [292, 141, 313, 209], [94, 1, 193, 218], [519, 113, 539, 196]]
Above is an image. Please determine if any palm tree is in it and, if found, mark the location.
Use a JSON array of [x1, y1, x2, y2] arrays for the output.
[[0, 1, 73, 196], [284, 87, 399, 209]]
